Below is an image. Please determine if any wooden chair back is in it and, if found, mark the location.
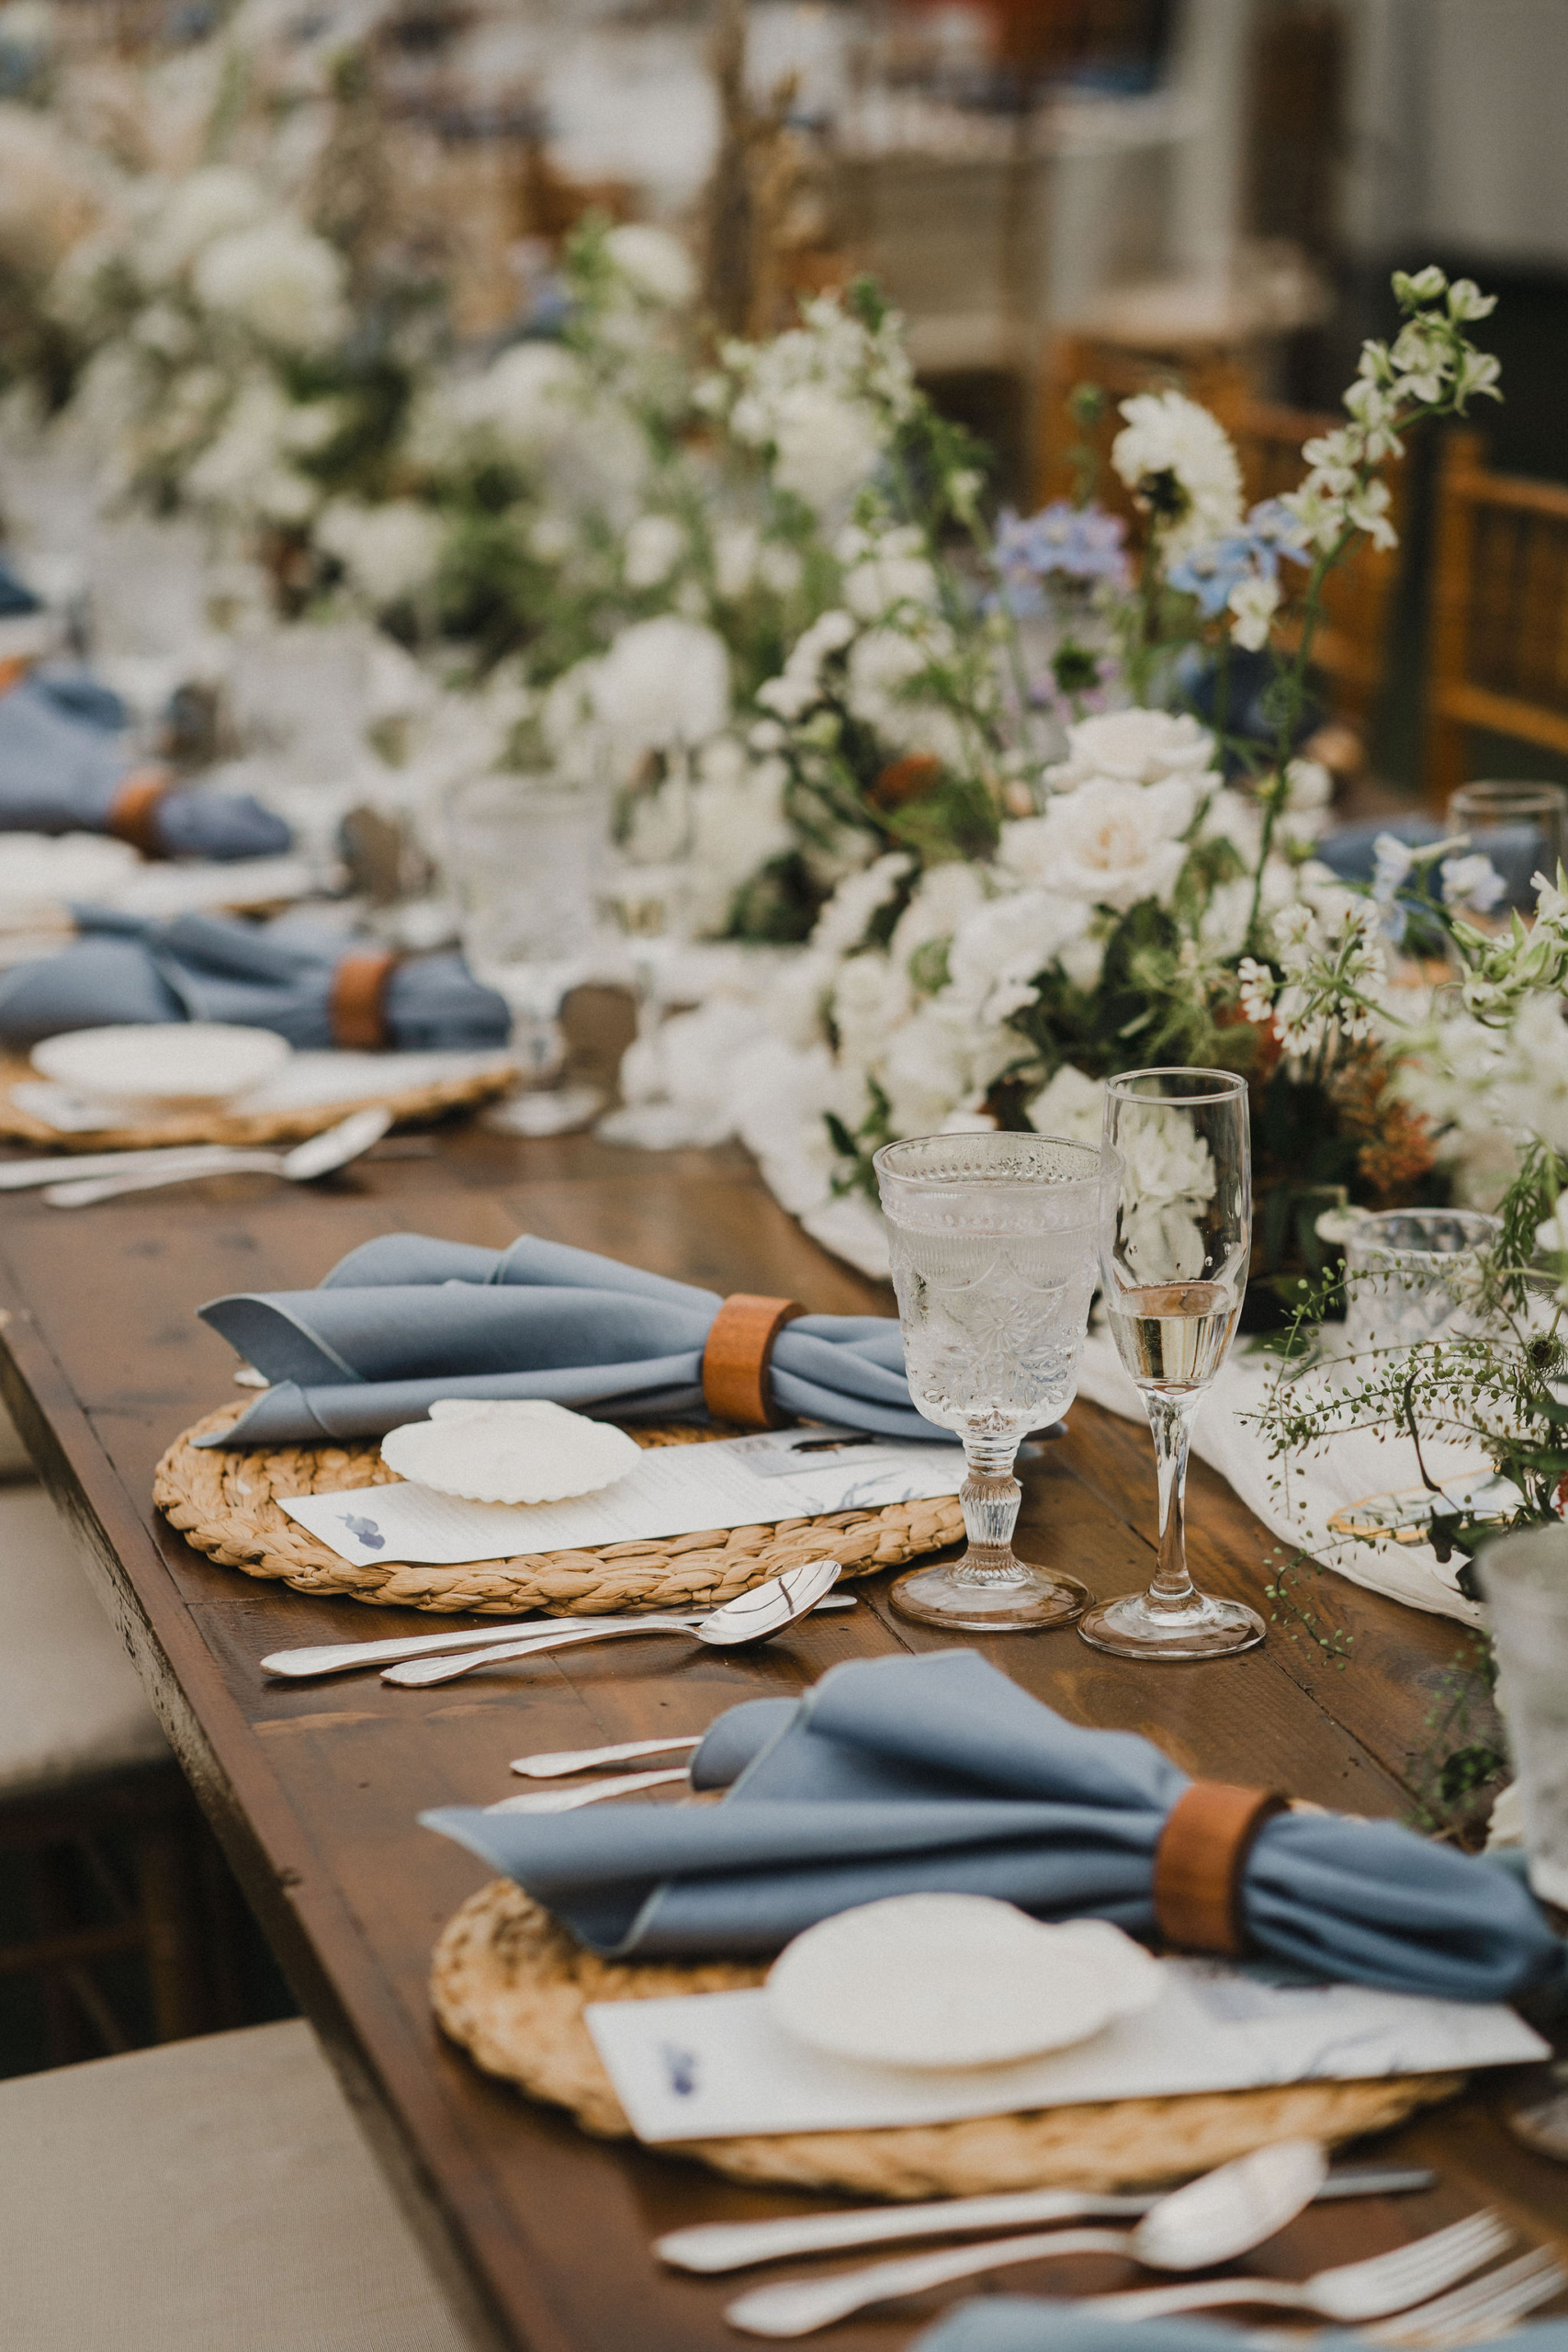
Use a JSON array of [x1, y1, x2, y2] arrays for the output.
[[1427, 430, 1568, 807]]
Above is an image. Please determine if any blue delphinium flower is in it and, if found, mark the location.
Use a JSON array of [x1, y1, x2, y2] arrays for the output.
[[992, 501, 1130, 614], [1167, 499, 1310, 645]]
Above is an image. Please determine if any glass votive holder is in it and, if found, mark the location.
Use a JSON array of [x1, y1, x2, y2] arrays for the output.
[[1340, 1209, 1499, 1358], [1447, 781, 1568, 911], [1475, 1523, 1568, 1909]]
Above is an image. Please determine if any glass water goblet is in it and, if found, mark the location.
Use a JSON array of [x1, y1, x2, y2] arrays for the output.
[[445, 771, 608, 1136], [874, 1132, 1101, 1632], [1080, 1068, 1266, 1661], [1447, 781, 1568, 916], [594, 761, 698, 1149]]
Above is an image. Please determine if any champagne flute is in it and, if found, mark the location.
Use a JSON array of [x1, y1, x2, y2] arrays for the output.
[[874, 1131, 1100, 1631], [1081, 1068, 1265, 1661]]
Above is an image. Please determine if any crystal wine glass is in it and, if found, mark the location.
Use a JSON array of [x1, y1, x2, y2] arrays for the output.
[[1081, 1067, 1265, 1661], [874, 1131, 1101, 1631], [445, 771, 608, 1136]]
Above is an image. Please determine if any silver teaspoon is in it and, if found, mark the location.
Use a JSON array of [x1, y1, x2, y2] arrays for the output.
[[42, 1104, 393, 1205], [381, 1557, 845, 1686], [725, 2138, 1330, 2337], [511, 1735, 704, 1778]]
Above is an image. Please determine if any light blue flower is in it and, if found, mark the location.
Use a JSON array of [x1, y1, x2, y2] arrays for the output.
[[1167, 499, 1310, 616], [992, 502, 1130, 612]]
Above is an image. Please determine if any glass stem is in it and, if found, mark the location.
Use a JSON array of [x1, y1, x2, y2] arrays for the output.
[[958, 1437, 1023, 1584], [1146, 1390, 1202, 1611]]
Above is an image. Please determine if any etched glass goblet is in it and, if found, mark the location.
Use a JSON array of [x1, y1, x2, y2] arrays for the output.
[[874, 1132, 1100, 1632], [1080, 1067, 1265, 1661]]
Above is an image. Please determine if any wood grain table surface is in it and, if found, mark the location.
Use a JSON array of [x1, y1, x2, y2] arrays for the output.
[[1, 1122, 1564, 2352]]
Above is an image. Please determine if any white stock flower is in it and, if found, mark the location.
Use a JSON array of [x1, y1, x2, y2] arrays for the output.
[[316, 499, 445, 605], [1441, 853, 1506, 913], [1008, 775, 1196, 912], [592, 615, 729, 750], [604, 223, 695, 308], [844, 624, 965, 765], [810, 850, 912, 956], [193, 219, 347, 349], [1044, 707, 1214, 792], [1227, 571, 1280, 650], [887, 860, 989, 972], [623, 513, 686, 589], [1111, 390, 1244, 555], [946, 888, 1092, 1023], [755, 606, 856, 721], [1026, 1063, 1105, 1144], [140, 165, 266, 283]]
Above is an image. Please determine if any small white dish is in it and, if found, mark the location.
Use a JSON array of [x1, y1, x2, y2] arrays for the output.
[[31, 1023, 291, 1110], [379, 1398, 643, 1505], [765, 1895, 1163, 2071]]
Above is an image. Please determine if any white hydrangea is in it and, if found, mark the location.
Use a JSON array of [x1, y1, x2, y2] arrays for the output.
[[192, 218, 347, 350], [1111, 390, 1244, 556]]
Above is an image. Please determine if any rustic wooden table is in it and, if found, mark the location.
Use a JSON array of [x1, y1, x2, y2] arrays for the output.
[[1, 1124, 1564, 2352]]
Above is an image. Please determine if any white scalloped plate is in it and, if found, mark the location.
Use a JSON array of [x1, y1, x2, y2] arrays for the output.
[[380, 1398, 643, 1504], [766, 1895, 1164, 2071], [32, 1022, 290, 1107]]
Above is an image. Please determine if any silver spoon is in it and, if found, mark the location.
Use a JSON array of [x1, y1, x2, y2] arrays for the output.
[[381, 1557, 845, 1685], [511, 1734, 705, 1777], [264, 1600, 852, 1681], [41, 1105, 393, 1205], [725, 2138, 1330, 2337], [485, 1766, 693, 1814]]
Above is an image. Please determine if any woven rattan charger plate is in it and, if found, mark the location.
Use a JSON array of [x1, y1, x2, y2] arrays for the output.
[[431, 1880, 1461, 2198], [0, 1054, 515, 1152], [155, 1404, 965, 1615]]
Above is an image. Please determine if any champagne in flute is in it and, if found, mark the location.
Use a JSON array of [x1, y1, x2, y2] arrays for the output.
[[1079, 1069, 1265, 1662]]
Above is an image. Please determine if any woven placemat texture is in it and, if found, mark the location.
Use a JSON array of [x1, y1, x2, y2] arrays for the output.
[[155, 1404, 964, 1615], [0, 1055, 514, 1150], [431, 1879, 1462, 2198]]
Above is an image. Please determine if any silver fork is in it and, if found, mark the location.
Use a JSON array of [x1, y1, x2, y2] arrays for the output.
[[723, 2212, 1513, 2341], [1062, 2211, 1513, 2326], [1359, 2246, 1568, 2348]]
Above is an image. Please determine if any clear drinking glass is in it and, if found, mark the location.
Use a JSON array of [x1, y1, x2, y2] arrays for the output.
[[1476, 1524, 1568, 1910], [1341, 1208, 1500, 1359], [445, 771, 607, 1136], [1082, 1068, 1266, 1661], [594, 763, 698, 1149], [1447, 782, 1568, 913], [874, 1132, 1101, 1632]]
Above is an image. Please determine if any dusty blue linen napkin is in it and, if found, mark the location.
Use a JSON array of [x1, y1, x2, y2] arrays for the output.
[[0, 673, 291, 857], [0, 908, 509, 1053], [197, 1229, 944, 1446], [423, 1650, 1563, 1997], [912, 2310, 1568, 2352]]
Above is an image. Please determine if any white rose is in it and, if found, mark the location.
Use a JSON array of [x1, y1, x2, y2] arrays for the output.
[[592, 615, 729, 750], [141, 165, 266, 283], [1046, 707, 1215, 792], [769, 383, 885, 516], [1027, 1064, 1106, 1144], [316, 499, 445, 605], [624, 513, 686, 589], [192, 219, 347, 349], [604, 223, 696, 308], [1025, 775, 1196, 912]]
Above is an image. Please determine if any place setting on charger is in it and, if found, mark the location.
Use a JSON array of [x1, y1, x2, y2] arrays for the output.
[[127, 1062, 1568, 2346]]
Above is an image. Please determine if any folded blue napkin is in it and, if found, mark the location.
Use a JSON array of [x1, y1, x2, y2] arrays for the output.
[[912, 2307, 1568, 2352], [197, 1229, 946, 1446], [423, 1649, 1562, 1996], [0, 672, 291, 859], [0, 908, 510, 1054]]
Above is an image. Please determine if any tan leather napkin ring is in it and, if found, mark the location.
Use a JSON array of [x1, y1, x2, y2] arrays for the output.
[[1152, 1780, 1289, 1957], [106, 766, 174, 855], [330, 950, 400, 1050], [702, 1294, 805, 1430]]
